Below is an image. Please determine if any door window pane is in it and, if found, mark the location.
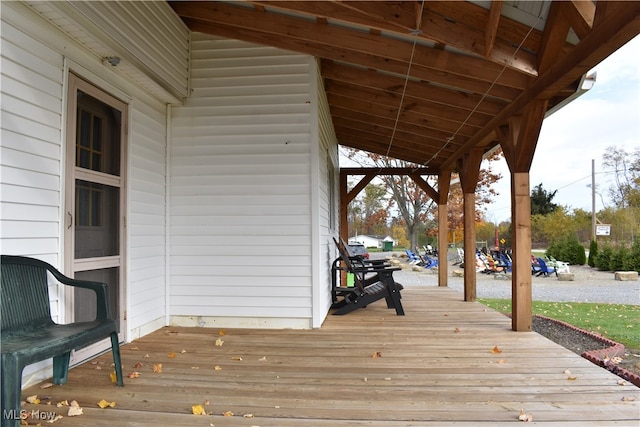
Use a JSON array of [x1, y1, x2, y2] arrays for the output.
[[75, 180, 119, 259]]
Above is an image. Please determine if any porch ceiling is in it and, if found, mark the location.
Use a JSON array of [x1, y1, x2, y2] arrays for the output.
[[170, 1, 640, 173]]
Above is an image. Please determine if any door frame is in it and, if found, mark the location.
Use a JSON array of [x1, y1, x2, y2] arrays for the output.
[[63, 71, 128, 352]]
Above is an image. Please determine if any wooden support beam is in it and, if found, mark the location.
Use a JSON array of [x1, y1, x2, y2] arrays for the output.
[[437, 169, 452, 287], [485, 0, 502, 57], [538, 2, 571, 74], [511, 172, 532, 332], [457, 149, 484, 302], [408, 173, 439, 201]]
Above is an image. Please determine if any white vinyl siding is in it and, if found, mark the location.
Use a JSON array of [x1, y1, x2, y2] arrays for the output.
[[313, 60, 340, 325], [127, 98, 168, 338], [1, 16, 65, 315], [1, 2, 173, 343], [170, 34, 314, 325]]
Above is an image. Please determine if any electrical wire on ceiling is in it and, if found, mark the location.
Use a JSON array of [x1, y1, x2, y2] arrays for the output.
[[377, 2, 552, 174], [383, 0, 426, 162]]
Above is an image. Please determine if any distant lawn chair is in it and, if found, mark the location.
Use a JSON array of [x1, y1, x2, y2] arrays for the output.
[[533, 257, 557, 277], [546, 256, 570, 273], [331, 238, 404, 316], [405, 249, 422, 265]]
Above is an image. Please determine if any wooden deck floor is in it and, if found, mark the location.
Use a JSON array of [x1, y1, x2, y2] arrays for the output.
[[21, 286, 640, 426]]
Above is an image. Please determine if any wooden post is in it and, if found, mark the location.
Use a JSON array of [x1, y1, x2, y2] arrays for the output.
[[511, 172, 532, 331], [437, 169, 451, 287], [458, 149, 483, 302]]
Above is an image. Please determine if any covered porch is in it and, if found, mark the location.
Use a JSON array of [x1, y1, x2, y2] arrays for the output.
[[21, 286, 639, 426]]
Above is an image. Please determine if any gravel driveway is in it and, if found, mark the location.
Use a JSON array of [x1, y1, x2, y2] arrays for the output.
[[373, 253, 640, 305]]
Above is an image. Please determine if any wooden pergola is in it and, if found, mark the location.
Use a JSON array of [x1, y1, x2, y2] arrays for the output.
[[170, 1, 640, 331]]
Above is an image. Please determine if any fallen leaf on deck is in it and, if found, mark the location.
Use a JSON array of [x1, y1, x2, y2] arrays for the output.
[[214, 365, 222, 371], [167, 352, 177, 359], [617, 379, 628, 385], [133, 362, 146, 369], [110, 371, 118, 384], [231, 356, 243, 361], [56, 400, 69, 407], [243, 413, 254, 418], [67, 401, 83, 417], [454, 327, 460, 333], [490, 346, 502, 354], [192, 404, 207, 415], [215, 338, 224, 347], [622, 396, 637, 401], [191, 366, 199, 370], [518, 409, 533, 422], [40, 383, 54, 389], [497, 359, 506, 364], [205, 400, 211, 405], [144, 354, 150, 358], [563, 369, 572, 375], [26, 395, 40, 404], [47, 414, 64, 423], [372, 352, 382, 358], [258, 356, 267, 361], [218, 330, 226, 336], [128, 372, 141, 379], [181, 349, 187, 354], [131, 346, 139, 350], [97, 399, 116, 409], [222, 411, 234, 416], [153, 363, 163, 373]]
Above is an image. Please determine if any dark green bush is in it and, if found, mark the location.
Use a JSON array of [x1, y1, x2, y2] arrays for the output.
[[610, 246, 628, 271], [546, 236, 586, 265], [588, 239, 598, 267], [622, 240, 640, 272], [595, 245, 613, 271]]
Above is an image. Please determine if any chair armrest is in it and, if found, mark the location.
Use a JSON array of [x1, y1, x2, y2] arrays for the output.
[[46, 267, 112, 321]]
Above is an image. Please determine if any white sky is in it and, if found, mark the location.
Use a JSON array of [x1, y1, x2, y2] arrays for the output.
[[487, 34, 640, 223]]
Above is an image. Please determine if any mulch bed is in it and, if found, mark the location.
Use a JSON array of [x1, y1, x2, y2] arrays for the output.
[[533, 315, 640, 388]]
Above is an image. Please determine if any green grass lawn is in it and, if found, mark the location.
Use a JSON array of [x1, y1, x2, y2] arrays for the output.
[[478, 299, 640, 349]]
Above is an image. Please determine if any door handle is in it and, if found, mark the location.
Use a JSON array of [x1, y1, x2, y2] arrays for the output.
[[68, 211, 73, 229]]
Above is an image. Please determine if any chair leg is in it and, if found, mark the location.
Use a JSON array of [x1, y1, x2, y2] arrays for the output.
[[1, 354, 24, 427], [110, 332, 124, 387], [52, 352, 71, 385]]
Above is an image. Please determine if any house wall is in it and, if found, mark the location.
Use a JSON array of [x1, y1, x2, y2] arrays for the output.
[[313, 61, 340, 326], [169, 33, 320, 329], [1, 1, 184, 384]]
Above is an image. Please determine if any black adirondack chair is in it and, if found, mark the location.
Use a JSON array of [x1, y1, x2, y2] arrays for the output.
[[331, 238, 404, 316]]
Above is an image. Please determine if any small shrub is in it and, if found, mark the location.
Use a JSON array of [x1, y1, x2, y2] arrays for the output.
[[625, 240, 640, 272], [595, 245, 613, 271]]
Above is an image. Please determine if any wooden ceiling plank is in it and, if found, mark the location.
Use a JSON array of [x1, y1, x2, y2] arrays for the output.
[[326, 81, 487, 130], [485, 0, 502, 58], [321, 60, 506, 116], [333, 117, 468, 148], [330, 105, 471, 143], [327, 91, 479, 138], [335, 124, 461, 156]]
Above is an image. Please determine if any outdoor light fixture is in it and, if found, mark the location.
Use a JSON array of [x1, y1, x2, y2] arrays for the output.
[[104, 56, 121, 66]]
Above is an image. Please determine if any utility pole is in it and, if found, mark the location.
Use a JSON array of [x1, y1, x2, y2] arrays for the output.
[[591, 159, 596, 241]]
